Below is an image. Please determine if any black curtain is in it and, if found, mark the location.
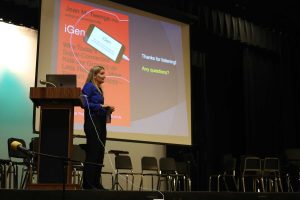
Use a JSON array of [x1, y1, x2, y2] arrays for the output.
[[168, 35, 300, 191], [243, 47, 281, 155], [167, 4, 300, 191]]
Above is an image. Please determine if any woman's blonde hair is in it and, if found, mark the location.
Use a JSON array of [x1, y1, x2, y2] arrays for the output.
[[85, 65, 105, 93]]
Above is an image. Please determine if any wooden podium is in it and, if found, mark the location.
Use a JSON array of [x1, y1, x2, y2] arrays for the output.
[[30, 87, 82, 185]]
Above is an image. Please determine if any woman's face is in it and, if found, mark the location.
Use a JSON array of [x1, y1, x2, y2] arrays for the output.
[[94, 69, 105, 85]]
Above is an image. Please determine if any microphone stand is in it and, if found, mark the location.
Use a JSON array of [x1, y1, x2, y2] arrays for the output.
[[29, 150, 68, 200], [22, 156, 34, 189], [27, 150, 103, 190], [22, 148, 105, 200]]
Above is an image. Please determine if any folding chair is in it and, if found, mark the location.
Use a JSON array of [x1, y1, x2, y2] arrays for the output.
[[139, 156, 160, 191], [240, 156, 264, 192], [158, 157, 178, 191], [284, 148, 300, 192], [112, 155, 135, 190], [262, 157, 283, 192], [176, 161, 192, 191], [209, 154, 238, 192], [71, 144, 86, 186]]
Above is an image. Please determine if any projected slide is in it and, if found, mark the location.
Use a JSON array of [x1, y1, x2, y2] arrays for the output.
[[57, 0, 130, 126], [37, 0, 191, 145]]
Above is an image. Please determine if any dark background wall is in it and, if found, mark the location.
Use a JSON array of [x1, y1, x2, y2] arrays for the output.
[[1, 0, 300, 191]]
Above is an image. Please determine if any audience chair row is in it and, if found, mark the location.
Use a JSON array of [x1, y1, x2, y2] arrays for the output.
[[116, 155, 191, 192], [209, 155, 283, 192], [70, 145, 191, 191], [3, 137, 190, 192]]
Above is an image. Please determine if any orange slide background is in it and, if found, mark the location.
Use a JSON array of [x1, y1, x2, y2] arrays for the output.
[[57, 0, 130, 126]]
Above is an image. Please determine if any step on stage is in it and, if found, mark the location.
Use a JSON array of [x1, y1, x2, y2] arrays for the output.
[[1, 190, 300, 200]]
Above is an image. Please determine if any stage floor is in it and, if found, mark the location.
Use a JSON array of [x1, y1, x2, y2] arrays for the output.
[[1, 190, 300, 200]]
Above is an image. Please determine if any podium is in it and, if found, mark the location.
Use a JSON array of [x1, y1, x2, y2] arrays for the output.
[[30, 87, 82, 184]]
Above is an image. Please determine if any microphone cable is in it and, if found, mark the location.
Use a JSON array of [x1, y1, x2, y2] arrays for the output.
[[82, 95, 165, 199], [81, 94, 115, 189], [39, 79, 57, 87]]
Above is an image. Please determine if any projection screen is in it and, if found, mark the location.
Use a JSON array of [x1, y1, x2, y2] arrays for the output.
[[36, 0, 191, 145]]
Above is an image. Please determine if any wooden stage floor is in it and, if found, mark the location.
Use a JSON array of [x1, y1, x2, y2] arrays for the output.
[[1, 190, 300, 200]]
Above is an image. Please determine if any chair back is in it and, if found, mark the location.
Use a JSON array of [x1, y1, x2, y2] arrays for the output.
[[284, 149, 300, 167], [29, 137, 39, 168], [285, 149, 300, 160], [241, 156, 262, 176], [72, 145, 86, 163], [223, 154, 236, 170], [263, 157, 280, 174], [176, 161, 188, 175], [223, 154, 237, 175], [115, 155, 133, 170], [29, 137, 39, 153], [141, 156, 158, 171], [159, 157, 177, 173]]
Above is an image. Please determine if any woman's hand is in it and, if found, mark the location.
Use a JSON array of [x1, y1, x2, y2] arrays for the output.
[[102, 104, 115, 112], [108, 106, 115, 112]]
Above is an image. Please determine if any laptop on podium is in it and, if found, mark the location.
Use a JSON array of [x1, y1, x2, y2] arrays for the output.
[[46, 74, 76, 87]]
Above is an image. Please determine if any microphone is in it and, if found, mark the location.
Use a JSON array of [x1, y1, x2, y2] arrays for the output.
[[11, 141, 33, 156], [39, 79, 57, 87]]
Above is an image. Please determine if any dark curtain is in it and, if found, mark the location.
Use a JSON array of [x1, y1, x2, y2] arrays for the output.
[[202, 37, 244, 188], [278, 42, 300, 148], [168, 37, 300, 191], [168, 37, 245, 190], [243, 47, 282, 155], [167, 5, 300, 191]]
